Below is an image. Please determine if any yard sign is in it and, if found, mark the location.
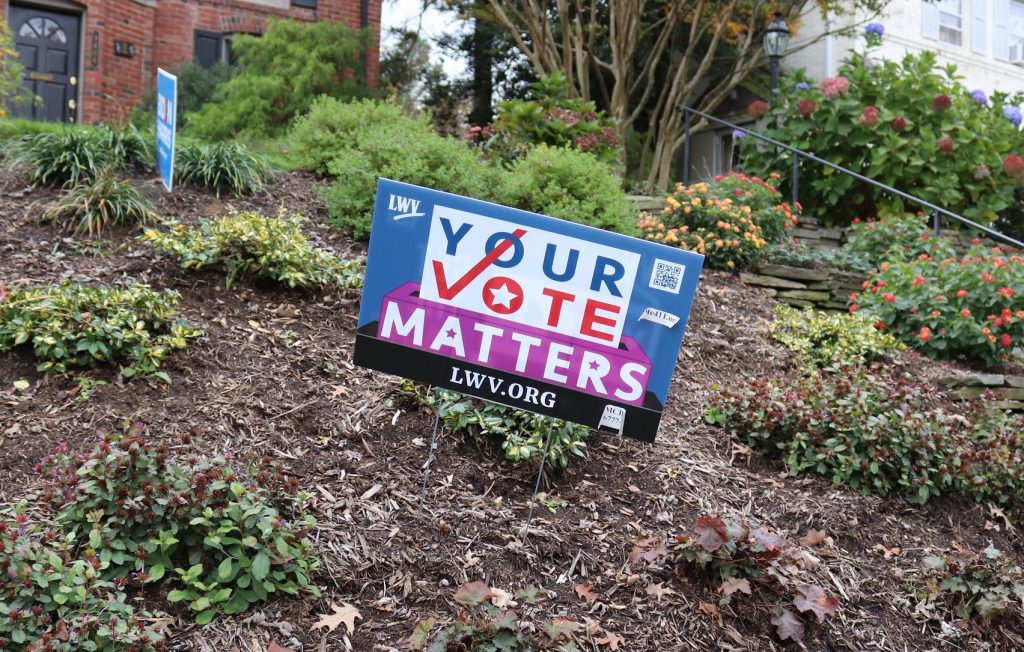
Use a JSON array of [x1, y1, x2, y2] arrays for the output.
[[355, 180, 704, 442], [155, 68, 177, 192]]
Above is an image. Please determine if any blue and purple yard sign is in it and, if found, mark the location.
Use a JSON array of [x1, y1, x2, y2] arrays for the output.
[[354, 180, 704, 442]]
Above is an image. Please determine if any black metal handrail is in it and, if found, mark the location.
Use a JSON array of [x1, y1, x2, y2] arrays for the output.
[[680, 105, 1024, 250]]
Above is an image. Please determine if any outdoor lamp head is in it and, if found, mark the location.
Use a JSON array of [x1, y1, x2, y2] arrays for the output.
[[763, 12, 790, 58]]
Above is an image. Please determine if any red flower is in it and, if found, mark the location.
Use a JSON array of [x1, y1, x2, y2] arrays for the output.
[[999, 287, 1015, 297], [957, 289, 968, 299], [860, 105, 879, 127], [932, 94, 952, 111], [982, 272, 995, 283], [748, 100, 769, 118], [1003, 154, 1024, 182], [961, 308, 971, 317], [937, 137, 954, 154], [919, 327, 932, 342], [1002, 333, 1013, 347], [891, 116, 906, 132], [883, 292, 896, 303], [797, 99, 817, 117], [912, 275, 927, 287]]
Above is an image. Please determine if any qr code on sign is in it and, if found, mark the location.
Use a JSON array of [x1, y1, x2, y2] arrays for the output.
[[649, 259, 685, 294]]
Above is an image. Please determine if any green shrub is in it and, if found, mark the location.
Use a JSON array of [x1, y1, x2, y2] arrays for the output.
[[188, 19, 367, 139], [408, 385, 588, 470], [43, 174, 154, 235], [0, 282, 200, 378], [471, 72, 622, 166], [142, 210, 363, 289], [770, 305, 903, 367], [705, 366, 1024, 516], [918, 544, 1024, 622], [322, 122, 501, 240], [174, 142, 273, 196], [6, 125, 150, 186], [851, 244, 1024, 367], [762, 241, 874, 274], [289, 96, 414, 174], [498, 145, 637, 234], [739, 43, 1024, 226], [631, 517, 838, 643], [845, 212, 956, 264], [0, 502, 161, 651], [36, 423, 320, 626]]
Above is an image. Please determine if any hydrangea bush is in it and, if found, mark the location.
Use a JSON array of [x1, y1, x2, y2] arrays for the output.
[[739, 41, 1024, 226]]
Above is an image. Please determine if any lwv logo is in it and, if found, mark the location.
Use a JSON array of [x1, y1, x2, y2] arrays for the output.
[[388, 194, 424, 220]]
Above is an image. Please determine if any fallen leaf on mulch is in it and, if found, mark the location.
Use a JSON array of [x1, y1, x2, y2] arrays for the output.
[[268, 641, 296, 652], [595, 630, 626, 649], [645, 582, 676, 602], [799, 528, 829, 546], [575, 582, 599, 603], [311, 602, 361, 634]]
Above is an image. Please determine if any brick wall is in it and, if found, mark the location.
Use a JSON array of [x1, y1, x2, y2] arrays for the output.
[[3, 0, 381, 123]]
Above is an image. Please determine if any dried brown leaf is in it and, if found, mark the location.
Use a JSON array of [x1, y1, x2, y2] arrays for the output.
[[311, 602, 361, 634]]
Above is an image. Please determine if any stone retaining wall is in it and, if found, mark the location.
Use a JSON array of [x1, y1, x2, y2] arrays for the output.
[[739, 263, 864, 311], [940, 374, 1024, 411]]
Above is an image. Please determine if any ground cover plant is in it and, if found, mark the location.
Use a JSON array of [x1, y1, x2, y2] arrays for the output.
[[410, 581, 581, 651], [639, 173, 798, 270], [6, 125, 150, 187], [770, 305, 903, 367], [174, 142, 272, 196], [918, 544, 1024, 622], [740, 40, 1024, 226], [42, 174, 154, 235], [188, 19, 368, 139], [705, 366, 1024, 516], [497, 145, 637, 234], [761, 240, 874, 273], [851, 244, 1024, 367], [0, 282, 199, 378], [632, 516, 839, 642], [409, 385, 588, 470], [142, 210, 363, 289]]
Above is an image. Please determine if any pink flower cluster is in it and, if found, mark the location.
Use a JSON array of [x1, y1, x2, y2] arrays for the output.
[[1004, 154, 1024, 182], [748, 100, 769, 119], [820, 76, 850, 99], [860, 105, 879, 127]]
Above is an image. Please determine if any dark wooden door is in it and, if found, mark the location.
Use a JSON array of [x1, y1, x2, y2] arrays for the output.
[[10, 4, 80, 122]]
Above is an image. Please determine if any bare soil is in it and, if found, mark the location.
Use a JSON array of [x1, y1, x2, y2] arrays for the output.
[[1, 169, 1022, 651]]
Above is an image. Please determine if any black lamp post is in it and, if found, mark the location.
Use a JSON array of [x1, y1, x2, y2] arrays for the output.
[[763, 12, 790, 98]]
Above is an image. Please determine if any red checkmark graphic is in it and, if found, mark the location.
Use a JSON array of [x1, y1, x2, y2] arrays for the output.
[[432, 228, 527, 300]]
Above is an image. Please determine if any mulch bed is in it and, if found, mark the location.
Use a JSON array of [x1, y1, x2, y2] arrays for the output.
[[1, 168, 1022, 651]]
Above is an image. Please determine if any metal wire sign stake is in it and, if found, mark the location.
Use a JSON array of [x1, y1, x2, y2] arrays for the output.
[[521, 416, 555, 544]]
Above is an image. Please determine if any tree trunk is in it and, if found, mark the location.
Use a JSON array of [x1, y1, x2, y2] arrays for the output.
[[468, 9, 494, 126]]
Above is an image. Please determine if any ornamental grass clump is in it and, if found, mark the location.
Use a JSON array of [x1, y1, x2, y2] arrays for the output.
[[851, 244, 1024, 367], [174, 142, 273, 196], [42, 173, 154, 236], [141, 210, 363, 289], [7, 125, 150, 186], [0, 282, 200, 378]]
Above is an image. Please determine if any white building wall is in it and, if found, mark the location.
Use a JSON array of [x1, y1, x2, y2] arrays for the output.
[[785, 0, 1024, 96]]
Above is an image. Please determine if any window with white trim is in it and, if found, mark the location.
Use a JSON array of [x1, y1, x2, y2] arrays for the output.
[[1011, 0, 1024, 62], [939, 0, 963, 45]]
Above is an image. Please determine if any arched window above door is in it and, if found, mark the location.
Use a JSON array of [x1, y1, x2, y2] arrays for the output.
[[18, 17, 68, 44]]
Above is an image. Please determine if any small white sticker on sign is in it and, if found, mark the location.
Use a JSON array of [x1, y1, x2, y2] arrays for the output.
[[599, 405, 626, 435], [639, 307, 680, 328]]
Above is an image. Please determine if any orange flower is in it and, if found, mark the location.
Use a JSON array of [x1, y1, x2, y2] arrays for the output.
[[998, 287, 1015, 298], [957, 289, 968, 299], [961, 308, 972, 318], [919, 327, 932, 342], [982, 272, 995, 283]]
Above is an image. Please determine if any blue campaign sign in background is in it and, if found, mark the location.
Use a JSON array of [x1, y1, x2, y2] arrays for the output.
[[354, 179, 705, 442], [156, 69, 177, 192]]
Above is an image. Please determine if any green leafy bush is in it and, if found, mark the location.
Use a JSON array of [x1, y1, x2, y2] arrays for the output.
[[469, 72, 622, 165], [188, 19, 367, 139], [36, 423, 320, 626], [7, 125, 150, 186], [639, 173, 799, 270], [142, 210, 363, 289], [0, 282, 200, 378], [705, 366, 1024, 516], [289, 97, 414, 175], [631, 517, 839, 643], [322, 121, 501, 240], [43, 174, 154, 235], [918, 544, 1024, 621], [0, 503, 162, 651], [851, 245, 1024, 367], [174, 142, 272, 196], [845, 212, 955, 264], [770, 305, 903, 367], [498, 145, 637, 234], [739, 44, 1024, 226], [409, 385, 588, 470], [410, 581, 579, 651], [762, 241, 874, 274]]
